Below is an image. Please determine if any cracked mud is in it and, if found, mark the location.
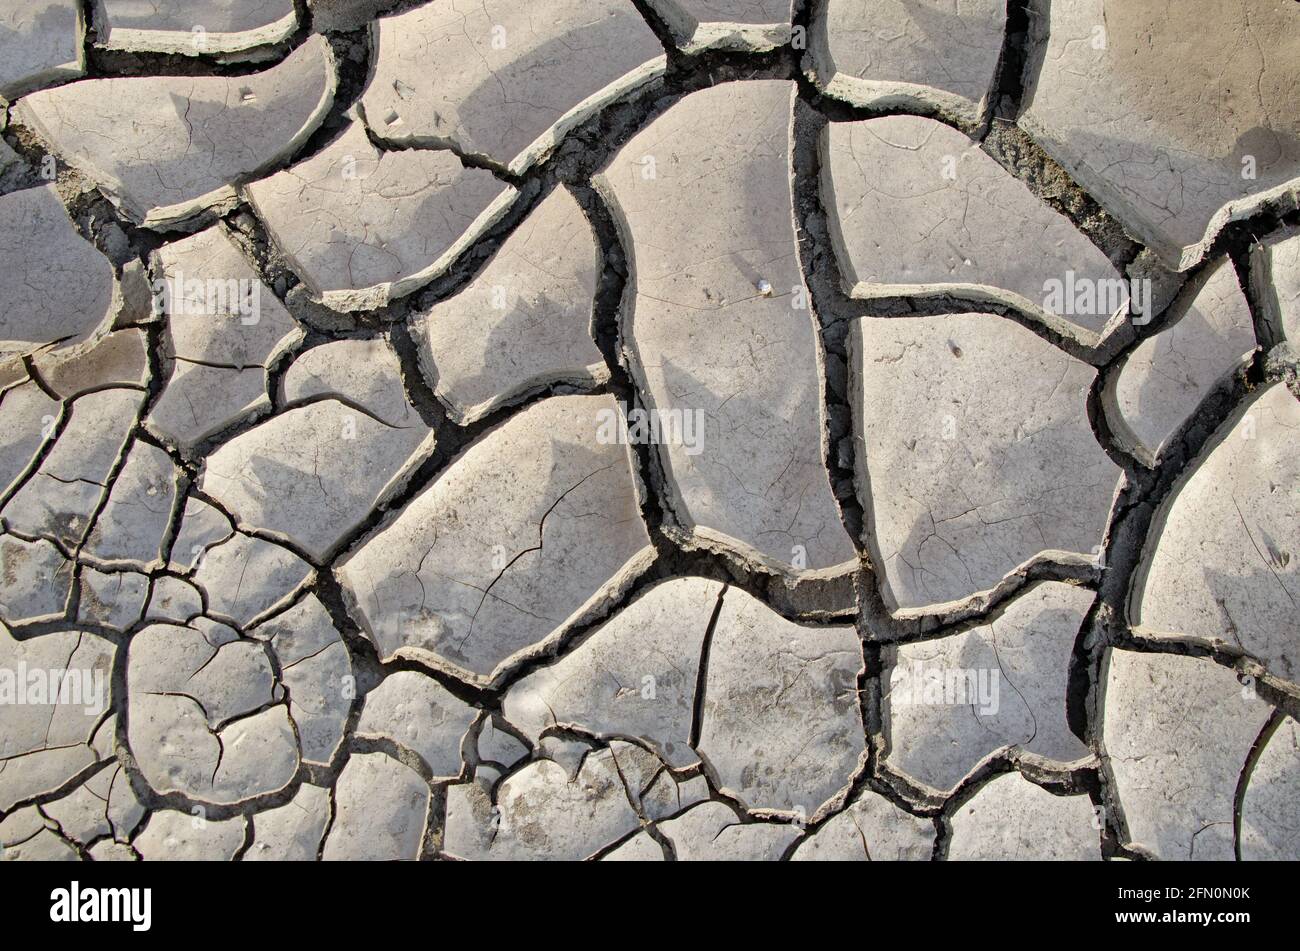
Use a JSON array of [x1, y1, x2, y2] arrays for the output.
[[0, 0, 1298, 862]]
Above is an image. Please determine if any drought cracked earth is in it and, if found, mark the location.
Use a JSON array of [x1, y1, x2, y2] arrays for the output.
[[0, 0, 1297, 862]]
